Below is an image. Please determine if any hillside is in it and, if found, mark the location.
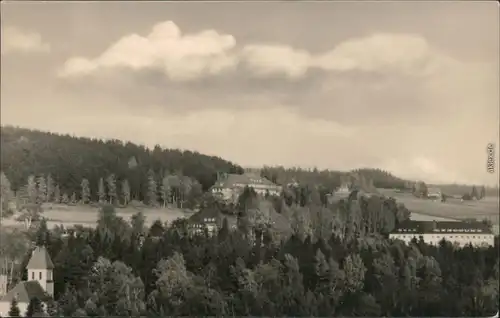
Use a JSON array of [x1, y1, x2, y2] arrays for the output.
[[259, 166, 407, 191], [0, 126, 243, 200]]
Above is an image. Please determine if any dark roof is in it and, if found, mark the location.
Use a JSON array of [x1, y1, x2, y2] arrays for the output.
[[188, 207, 238, 229], [188, 207, 222, 224], [392, 220, 493, 234], [27, 246, 55, 270], [0, 281, 51, 303], [427, 187, 441, 194]]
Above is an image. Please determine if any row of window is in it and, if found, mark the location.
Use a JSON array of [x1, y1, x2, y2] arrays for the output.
[[433, 228, 484, 233], [397, 228, 485, 233], [31, 271, 52, 280], [395, 234, 491, 240], [398, 228, 417, 232]]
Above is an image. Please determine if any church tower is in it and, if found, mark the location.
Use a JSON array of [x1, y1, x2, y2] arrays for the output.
[[26, 246, 54, 297]]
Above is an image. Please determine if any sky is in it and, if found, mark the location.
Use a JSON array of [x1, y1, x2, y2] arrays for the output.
[[1, 1, 499, 186]]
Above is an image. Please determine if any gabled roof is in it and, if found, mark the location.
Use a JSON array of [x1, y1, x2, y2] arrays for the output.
[[427, 187, 442, 194], [212, 173, 280, 189], [0, 281, 51, 303], [188, 207, 222, 224], [27, 246, 54, 270]]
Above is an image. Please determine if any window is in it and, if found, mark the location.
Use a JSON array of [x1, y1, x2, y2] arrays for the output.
[[39, 272, 42, 280], [32, 272, 34, 280]]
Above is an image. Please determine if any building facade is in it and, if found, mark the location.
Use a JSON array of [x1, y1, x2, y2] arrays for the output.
[[0, 246, 54, 317], [211, 173, 282, 202], [187, 207, 238, 236], [427, 187, 442, 200], [389, 220, 495, 247]]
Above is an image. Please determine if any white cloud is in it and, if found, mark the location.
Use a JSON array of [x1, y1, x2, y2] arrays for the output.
[[241, 33, 450, 78], [58, 21, 238, 81], [1, 26, 51, 55], [241, 44, 312, 79], [60, 23, 457, 81]]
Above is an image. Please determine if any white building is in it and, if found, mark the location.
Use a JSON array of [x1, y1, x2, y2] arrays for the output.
[[211, 173, 282, 202], [427, 187, 442, 200], [389, 220, 495, 248], [187, 207, 238, 236], [0, 246, 54, 317]]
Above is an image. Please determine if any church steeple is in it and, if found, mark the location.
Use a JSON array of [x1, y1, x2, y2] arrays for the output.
[[26, 246, 54, 297]]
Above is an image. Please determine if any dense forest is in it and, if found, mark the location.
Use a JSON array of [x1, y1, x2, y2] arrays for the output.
[[0, 126, 244, 201], [2, 202, 498, 317], [3, 126, 495, 206], [0, 126, 498, 317]]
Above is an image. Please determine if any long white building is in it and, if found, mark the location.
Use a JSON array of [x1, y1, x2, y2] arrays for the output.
[[390, 220, 495, 247], [210, 173, 282, 202]]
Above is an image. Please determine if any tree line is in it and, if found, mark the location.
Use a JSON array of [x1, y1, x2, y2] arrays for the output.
[[1, 171, 205, 209], [260, 166, 407, 192], [412, 181, 489, 201], [0, 126, 243, 202]]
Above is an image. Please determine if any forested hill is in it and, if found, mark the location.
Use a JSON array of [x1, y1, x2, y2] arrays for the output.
[[260, 166, 408, 191], [0, 126, 243, 198]]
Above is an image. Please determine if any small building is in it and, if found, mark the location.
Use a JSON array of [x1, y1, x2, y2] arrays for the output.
[[187, 207, 237, 236], [333, 182, 352, 200], [427, 187, 442, 200], [0, 246, 54, 316], [389, 220, 495, 247], [210, 173, 282, 202]]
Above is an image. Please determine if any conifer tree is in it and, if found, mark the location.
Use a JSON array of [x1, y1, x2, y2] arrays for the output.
[[37, 175, 47, 204], [121, 179, 131, 206], [106, 174, 117, 205], [98, 178, 105, 203], [46, 174, 55, 202], [81, 178, 91, 204], [8, 298, 20, 317], [147, 169, 158, 206]]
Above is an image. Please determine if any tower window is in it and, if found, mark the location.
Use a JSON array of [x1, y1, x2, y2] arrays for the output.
[[39, 272, 42, 280], [31, 272, 34, 280]]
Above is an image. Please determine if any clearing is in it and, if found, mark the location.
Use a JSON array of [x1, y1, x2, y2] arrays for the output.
[[1, 203, 194, 229]]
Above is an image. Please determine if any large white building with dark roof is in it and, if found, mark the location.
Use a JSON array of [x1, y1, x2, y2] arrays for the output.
[[390, 220, 495, 247], [210, 173, 282, 202], [0, 246, 54, 317]]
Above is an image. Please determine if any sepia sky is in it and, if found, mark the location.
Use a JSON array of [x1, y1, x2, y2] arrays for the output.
[[1, 1, 499, 185]]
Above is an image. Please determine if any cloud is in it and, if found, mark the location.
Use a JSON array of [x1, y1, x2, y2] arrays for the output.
[[59, 19, 451, 82], [243, 33, 443, 78], [1, 26, 51, 55], [58, 21, 238, 81]]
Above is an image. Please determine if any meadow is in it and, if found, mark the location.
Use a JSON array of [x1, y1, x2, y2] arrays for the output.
[[1, 203, 194, 230], [2, 190, 498, 234], [377, 189, 499, 233]]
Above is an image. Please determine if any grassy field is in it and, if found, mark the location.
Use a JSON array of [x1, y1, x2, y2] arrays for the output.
[[2, 190, 498, 234], [1, 203, 194, 230], [378, 189, 499, 228]]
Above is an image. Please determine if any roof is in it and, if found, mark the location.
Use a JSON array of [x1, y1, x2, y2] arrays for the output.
[[187, 207, 238, 229], [27, 246, 55, 270], [391, 220, 493, 235], [0, 281, 51, 303], [188, 207, 221, 224], [212, 173, 280, 190], [427, 187, 442, 194]]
